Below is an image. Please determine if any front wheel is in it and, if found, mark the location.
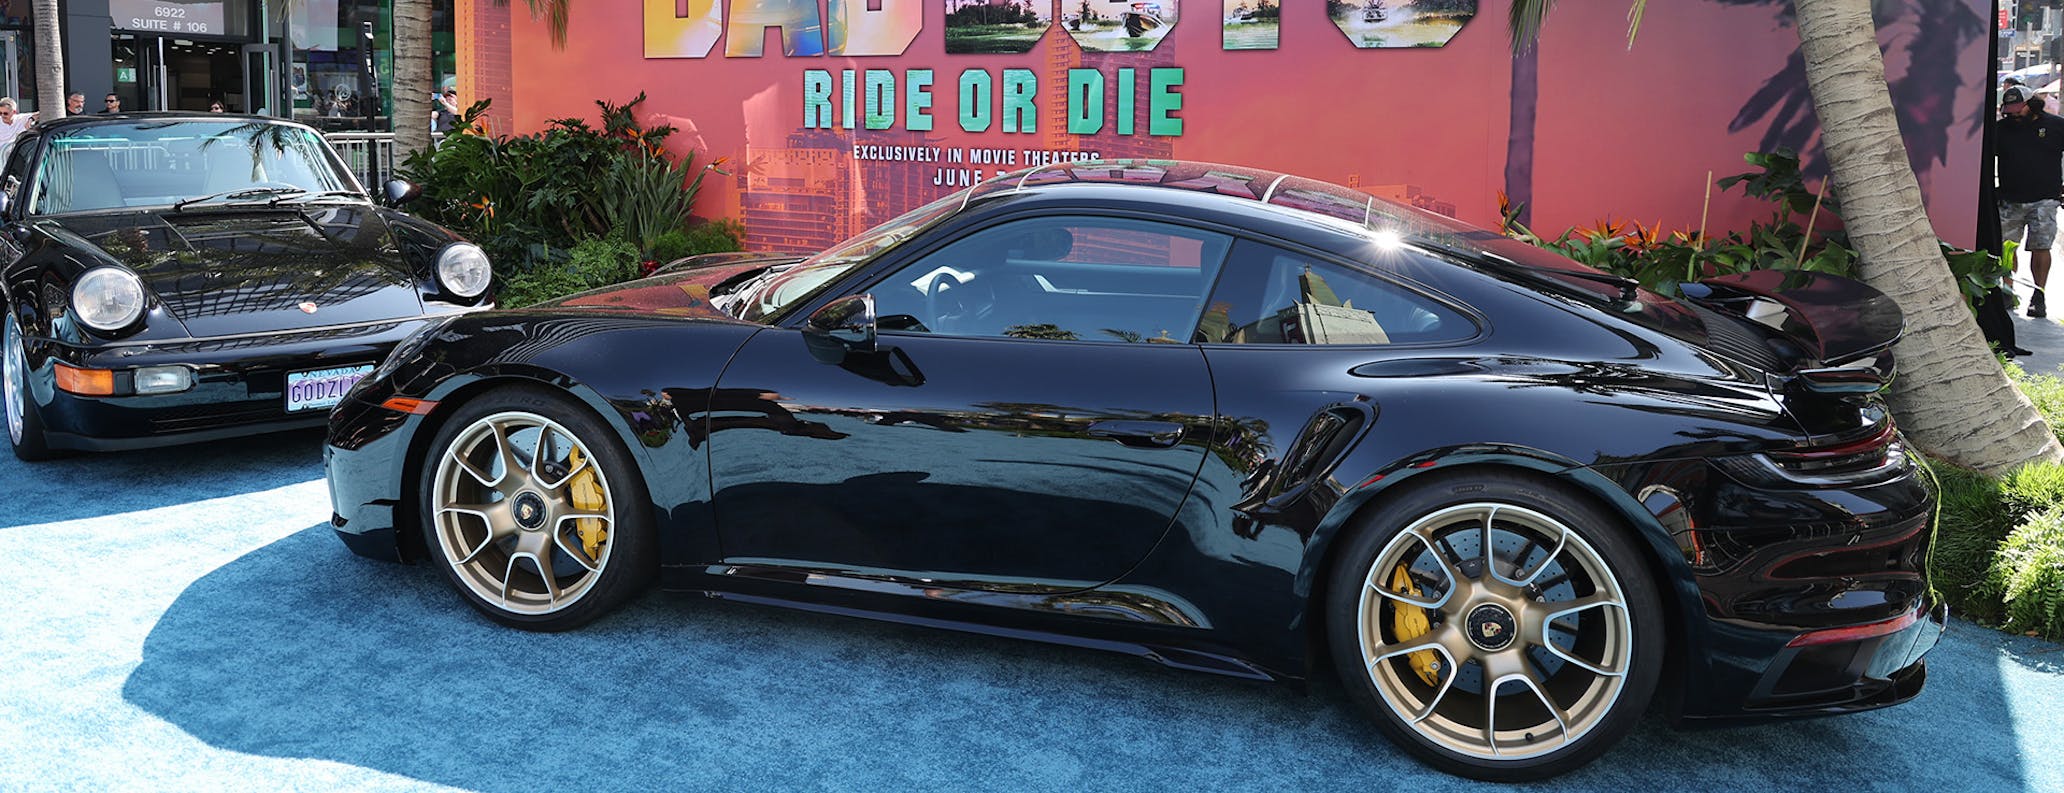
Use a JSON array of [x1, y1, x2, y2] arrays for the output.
[[420, 386, 656, 631], [1326, 471, 1663, 781], [3, 313, 54, 461]]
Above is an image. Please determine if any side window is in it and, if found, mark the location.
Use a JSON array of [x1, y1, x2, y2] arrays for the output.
[[870, 216, 1233, 343], [1, 134, 33, 213], [1196, 240, 1473, 345]]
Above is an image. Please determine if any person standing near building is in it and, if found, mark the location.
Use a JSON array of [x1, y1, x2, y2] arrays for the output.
[[1996, 85, 2064, 318], [101, 93, 121, 113], [0, 98, 36, 161], [433, 88, 459, 134], [65, 93, 83, 115]]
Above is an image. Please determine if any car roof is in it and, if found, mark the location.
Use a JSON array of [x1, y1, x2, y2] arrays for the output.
[[959, 159, 1495, 250]]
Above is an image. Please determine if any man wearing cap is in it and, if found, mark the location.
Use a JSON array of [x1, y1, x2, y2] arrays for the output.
[[1997, 85, 2064, 318]]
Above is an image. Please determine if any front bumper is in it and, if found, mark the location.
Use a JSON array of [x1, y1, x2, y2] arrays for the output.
[[30, 318, 438, 452], [324, 381, 425, 563]]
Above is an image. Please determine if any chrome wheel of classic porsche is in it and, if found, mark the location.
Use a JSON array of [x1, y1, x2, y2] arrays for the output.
[[3, 314, 52, 461], [1329, 473, 1661, 781], [424, 388, 655, 630]]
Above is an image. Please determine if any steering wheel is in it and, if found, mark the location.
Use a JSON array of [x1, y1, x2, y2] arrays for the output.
[[925, 274, 961, 329]]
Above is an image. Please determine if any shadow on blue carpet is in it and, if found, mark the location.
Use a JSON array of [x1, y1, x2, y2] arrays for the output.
[[0, 428, 325, 528], [121, 524, 2048, 792]]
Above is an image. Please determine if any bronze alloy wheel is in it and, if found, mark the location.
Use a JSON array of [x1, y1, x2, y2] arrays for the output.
[[423, 388, 655, 630], [1327, 473, 1661, 781]]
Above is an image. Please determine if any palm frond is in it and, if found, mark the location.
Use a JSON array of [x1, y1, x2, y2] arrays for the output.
[[1508, 0, 1555, 54], [1627, 0, 1647, 49], [493, 0, 571, 49]]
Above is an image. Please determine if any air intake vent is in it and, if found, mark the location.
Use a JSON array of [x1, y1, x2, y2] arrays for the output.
[[1690, 303, 1786, 372]]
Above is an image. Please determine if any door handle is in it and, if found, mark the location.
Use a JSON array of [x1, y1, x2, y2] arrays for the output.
[[1087, 420, 1186, 449]]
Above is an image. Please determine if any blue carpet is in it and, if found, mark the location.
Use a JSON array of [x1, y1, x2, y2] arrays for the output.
[[0, 434, 2059, 791]]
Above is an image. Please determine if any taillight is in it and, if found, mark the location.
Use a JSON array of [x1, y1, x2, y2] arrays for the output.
[[1714, 423, 1909, 487]]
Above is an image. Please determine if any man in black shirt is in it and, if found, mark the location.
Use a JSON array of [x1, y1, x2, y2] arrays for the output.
[[1996, 86, 2064, 318]]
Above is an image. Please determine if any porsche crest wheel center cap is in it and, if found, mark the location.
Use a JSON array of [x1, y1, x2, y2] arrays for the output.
[[1465, 603, 1518, 652], [512, 491, 548, 531]]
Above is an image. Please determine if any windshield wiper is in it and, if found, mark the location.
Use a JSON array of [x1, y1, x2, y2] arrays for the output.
[[170, 187, 306, 212], [272, 190, 367, 206]]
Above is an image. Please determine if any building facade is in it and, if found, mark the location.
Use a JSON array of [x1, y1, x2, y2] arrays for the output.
[[30, 0, 452, 125]]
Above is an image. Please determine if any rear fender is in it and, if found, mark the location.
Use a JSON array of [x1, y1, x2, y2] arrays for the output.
[[1301, 446, 1708, 710]]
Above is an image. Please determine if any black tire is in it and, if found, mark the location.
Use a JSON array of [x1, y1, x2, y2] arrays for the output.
[[417, 385, 656, 631], [1324, 469, 1664, 781], [3, 313, 55, 462]]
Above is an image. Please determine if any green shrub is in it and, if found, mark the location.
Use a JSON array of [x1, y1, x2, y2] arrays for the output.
[[1928, 459, 2016, 623], [2002, 461, 2064, 518], [647, 229, 696, 264], [1988, 506, 2064, 639], [399, 94, 722, 272], [1505, 150, 2009, 312], [601, 149, 726, 255], [497, 236, 641, 307], [2006, 363, 2064, 445]]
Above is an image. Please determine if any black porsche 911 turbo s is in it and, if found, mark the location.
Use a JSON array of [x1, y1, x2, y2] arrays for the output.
[[326, 160, 1943, 780], [0, 113, 494, 460]]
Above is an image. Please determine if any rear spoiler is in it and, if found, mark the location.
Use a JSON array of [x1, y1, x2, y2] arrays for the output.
[[1680, 270, 1904, 394]]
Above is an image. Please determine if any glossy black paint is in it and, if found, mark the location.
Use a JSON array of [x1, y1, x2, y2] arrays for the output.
[[326, 161, 1940, 723], [1, 114, 492, 452]]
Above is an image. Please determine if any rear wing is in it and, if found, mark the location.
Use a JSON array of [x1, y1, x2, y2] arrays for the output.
[[1680, 270, 1904, 395]]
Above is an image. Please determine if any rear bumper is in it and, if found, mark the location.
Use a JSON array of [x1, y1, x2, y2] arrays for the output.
[[1683, 600, 1946, 726]]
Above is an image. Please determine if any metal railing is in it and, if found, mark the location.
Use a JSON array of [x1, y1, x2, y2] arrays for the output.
[[326, 132, 442, 188]]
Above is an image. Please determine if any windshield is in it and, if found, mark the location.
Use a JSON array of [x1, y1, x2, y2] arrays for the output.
[[31, 120, 355, 214], [732, 190, 969, 323]]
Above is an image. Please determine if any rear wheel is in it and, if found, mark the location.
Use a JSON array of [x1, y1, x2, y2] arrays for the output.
[[3, 313, 54, 462], [420, 386, 656, 631], [1326, 471, 1662, 781]]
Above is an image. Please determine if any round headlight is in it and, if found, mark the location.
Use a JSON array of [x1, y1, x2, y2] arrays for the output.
[[436, 243, 492, 299], [72, 268, 147, 331]]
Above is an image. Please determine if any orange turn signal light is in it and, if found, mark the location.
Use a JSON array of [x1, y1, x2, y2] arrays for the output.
[[53, 363, 115, 396], [379, 396, 438, 415]]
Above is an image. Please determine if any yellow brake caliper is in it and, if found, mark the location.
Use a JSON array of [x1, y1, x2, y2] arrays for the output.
[[567, 447, 608, 560], [1388, 564, 1443, 686]]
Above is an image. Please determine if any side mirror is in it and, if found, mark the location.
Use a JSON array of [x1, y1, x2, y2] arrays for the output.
[[803, 293, 876, 364], [383, 179, 421, 206]]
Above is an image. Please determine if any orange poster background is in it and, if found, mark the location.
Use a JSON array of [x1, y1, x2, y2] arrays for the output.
[[474, 1, 1988, 253]]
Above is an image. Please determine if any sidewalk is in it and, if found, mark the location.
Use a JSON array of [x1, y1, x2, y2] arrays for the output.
[[2006, 256, 2064, 376]]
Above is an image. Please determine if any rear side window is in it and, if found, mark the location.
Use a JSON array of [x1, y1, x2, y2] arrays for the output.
[[1196, 240, 1473, 345]]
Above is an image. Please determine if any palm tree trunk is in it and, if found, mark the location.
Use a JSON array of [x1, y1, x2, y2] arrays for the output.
[[393, 0, 434, 162], [1505, 44, 1538, 228], [1794, 0, 2064, 474], [33, 0, 63, 118]]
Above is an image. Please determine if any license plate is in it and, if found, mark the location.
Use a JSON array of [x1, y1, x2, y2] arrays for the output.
[[285, 364, 373, 413]]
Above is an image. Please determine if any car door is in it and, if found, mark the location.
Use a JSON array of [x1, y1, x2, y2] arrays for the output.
[[708, 214, 1232, 590]]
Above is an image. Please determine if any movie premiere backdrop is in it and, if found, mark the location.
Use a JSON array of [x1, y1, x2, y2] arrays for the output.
[[461, 0, 1991, 254]]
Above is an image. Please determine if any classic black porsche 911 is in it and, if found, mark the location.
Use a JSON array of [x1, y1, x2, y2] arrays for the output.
[[0, 113, 493, 459], [326, 161, 1943, 780]]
